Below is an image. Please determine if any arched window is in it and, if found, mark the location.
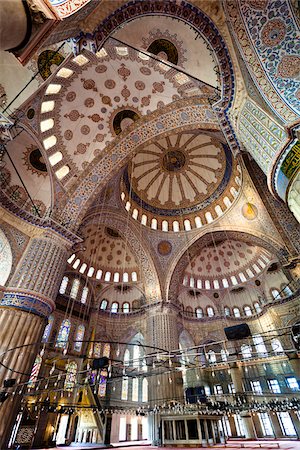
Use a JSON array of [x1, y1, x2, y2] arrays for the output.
[[123, 273, 129, 283], [132, 208, 138, 220], [271, 289, 281, 300], [244, 306, 252, 316], [0, 229, 13, 286], [94, 343, 101, 358], [73, 258, 80, 269], [190, 277, 195, 288], [59, 276, 69, 294], [70, 279, 80, 299], [151, 218, 157, 230], [224, 307, 230, 317], [131, 272, 137, 282], [196, 308, 203, 319], [283, 285, 293, 297], [241, 344, 252, 359], [103, 343, 110, 358], [96, 269, 102, 280], [253, 335, 267, 357], [221, 349, 228, 362], [74, 324, 85, 352], [121, 377, 128, 400], [100, 299, 108, 310], [67, 254, 75, 264], [271, 338, 284, 355], [254, 302, 262, 313], [79, 263, 87, 274], [141, 214, 147, 226], [205, 212, 213, 224], [233, 307, 241, 318], [105, 271, 111, 282], [87, 267, 94, 277], [184, 219, 191, 231], [56, 319, 71, 349], [133, 345, 140, 368], [114, 272, 120, 282], [207, 307, 214, 317], [207, 350, 216, 363], [124, 349, 130, 366], [215, 205, 223, 217], [42, 315, 54, 342], [99, 369, 107, 397], [173, 221, 180, 232], [195, 216, 202, 228], [123, 302, 130, 313], [132, 378, 139, 401], [142, 378, 148, 402], [186, 306, 193, 317], [64, 361, 77, 391], [28, 355, 42, 388], [111, 302, 118, 313], [80, 287, 88, 304], [162, 220, 168, 232], [223, 197, 231, 208]]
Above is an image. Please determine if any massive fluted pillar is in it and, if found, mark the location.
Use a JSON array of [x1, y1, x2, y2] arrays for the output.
[[0, 229, 73, 449], [146, 303, 183, 444]]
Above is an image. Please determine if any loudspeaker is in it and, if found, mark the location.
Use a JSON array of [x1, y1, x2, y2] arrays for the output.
[[92, 356, 109, 370], [224, 323, 251, 341], [3, 379, 16, 388]]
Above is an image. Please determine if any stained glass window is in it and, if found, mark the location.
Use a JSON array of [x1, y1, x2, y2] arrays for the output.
[[94, 343, 101, 358], [98, 369, 107, 397], [132, 377, 139, 401], [59, 276, 69, 294], [74, 324, 85, 352], [28, 355, 42, 387], [124, 349, 130, 366], [56, 319, 71, 349], [70, 279, 80, 299], [81, 287, 88, 304], [64, 361, 77, 391], [142, 378, 148, 402], [121, 377, 128, 400], [123, 302, 130, 313], [103, 343, 110, 358], [42, 315, 54, 342]]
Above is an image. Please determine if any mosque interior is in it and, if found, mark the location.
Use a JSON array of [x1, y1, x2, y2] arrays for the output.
[[0, 0, 300, 448]]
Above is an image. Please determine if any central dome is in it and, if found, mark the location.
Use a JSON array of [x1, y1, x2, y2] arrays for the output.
[[124, 131, 229, 214], [121, 130, 242, 232]]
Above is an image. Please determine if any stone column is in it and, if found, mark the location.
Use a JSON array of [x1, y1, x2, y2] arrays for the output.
[[229, 363, 244, 394], [0, 230, 72, 449], [146, 303, 183, 444]]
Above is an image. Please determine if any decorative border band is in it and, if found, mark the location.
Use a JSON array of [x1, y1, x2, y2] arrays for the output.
[[0, 291, 55, 318]]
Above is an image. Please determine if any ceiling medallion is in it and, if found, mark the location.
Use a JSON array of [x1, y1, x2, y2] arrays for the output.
[[162, 150, 186, 172], [158, 240, 172, 256], [22, 146, 47, 177]]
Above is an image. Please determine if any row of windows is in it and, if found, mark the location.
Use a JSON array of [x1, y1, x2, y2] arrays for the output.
[[29, 356, 78, 392], [183, 303, 262, 319], [67, 255, 138, 283], [209, 377, 299, 396], [201, 337, 284, 364], [59, 277, 89, 303], [42, 317, 86, 353], [121, 377, 148, 402], [100, 300, 131, 313], [183, 254, 270, 290], [121, 181, 240, 232]]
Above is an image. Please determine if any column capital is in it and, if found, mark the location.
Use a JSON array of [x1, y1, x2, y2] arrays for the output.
[[0, 286, 55, 318]]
